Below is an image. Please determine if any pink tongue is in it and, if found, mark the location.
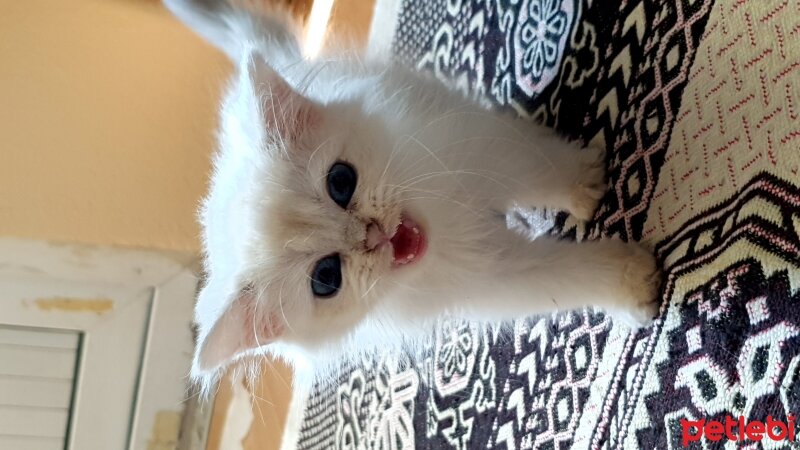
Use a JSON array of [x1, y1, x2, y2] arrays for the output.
[[390, 219, 421, 264]]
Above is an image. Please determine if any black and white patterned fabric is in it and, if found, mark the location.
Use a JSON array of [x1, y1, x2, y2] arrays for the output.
[[294, 0, 800, 448]]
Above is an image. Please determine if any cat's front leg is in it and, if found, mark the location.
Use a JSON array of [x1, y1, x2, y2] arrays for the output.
[[501, 126, 607, 221], [449, 229, 662, 328], [562, 145, 608, 221]]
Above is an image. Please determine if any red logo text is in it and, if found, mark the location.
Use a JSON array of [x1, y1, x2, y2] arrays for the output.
[[681, 415, 796, 447]]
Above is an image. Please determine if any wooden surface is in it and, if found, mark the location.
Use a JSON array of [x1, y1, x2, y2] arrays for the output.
[[327, 0, 376, 49], [205, 377, 233, 450], [243, 360, 294, 450], [205, 360, 294, 450]]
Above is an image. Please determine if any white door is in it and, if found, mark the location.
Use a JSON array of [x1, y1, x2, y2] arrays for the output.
[[0, 239, 197, 450]]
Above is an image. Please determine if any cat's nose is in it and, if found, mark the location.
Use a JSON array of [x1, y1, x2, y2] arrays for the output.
[[365, 221, 388, 251]]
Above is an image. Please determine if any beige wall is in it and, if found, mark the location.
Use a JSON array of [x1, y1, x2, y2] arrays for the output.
[[0, 0, 231, 253]]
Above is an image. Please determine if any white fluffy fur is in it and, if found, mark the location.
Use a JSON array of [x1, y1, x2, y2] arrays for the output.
[[164, 0, 661, 393]]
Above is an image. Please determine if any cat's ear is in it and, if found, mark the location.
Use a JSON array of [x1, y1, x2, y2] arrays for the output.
[[248, 57, 320, 142], [196, 287, 282, 371]]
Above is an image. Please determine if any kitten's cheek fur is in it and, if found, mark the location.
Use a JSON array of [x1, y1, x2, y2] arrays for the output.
[[297, 294, 374, 346]]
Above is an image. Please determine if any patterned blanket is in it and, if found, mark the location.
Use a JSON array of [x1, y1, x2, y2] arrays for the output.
[[294, 0, 800, 448]]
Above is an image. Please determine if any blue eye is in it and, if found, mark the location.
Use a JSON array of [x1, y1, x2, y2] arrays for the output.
[[327, 162, 357, 208], [311, 254, 342, 298]]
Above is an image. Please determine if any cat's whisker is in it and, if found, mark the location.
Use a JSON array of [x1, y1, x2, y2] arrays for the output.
[[398, 169, 513, 192], [277, 278, 296, 335], [385, 184, 495, 216], [251, 391, 275, 414], [306, 134, 338, 166], [297, 61, 327, 93], [389, 143, 474, 184], [379, 144, 401, 182], [263, 84, 289, 155], [392, 138, 551, 185], [302, 230, 317, 244], [378, 84, 415, 111], [259, 178, 295, 192], [403, 135, 471, 193], [383, 117, 452, 180], [390, 115, 558, 182], [260, 352, 293, 393], [362, 277, 382, 299], [252, 354, 287, 403], [380, 127, 419, 182], [248, 374, 271, 424], [386, 279, 434, 294], [414, 108, 531, 143], [282, 237, 296, 250], [401, 195, 489, 216]]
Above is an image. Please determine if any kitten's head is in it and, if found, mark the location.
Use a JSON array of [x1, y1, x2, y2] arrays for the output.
[[194, 54, 433, 380]]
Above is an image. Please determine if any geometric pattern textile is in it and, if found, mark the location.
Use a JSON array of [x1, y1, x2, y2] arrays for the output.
[[294, 0, 800, 448]]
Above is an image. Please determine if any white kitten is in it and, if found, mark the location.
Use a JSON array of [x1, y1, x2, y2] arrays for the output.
[[164, 0, 661, 390]]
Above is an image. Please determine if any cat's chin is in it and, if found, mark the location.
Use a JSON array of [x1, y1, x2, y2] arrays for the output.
[[390, 215, 427, 267]]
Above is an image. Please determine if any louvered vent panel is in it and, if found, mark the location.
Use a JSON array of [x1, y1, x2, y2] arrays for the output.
[[0, 326, 80, 450]]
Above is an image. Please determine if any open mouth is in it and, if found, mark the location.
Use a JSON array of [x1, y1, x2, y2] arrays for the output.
[[390, 216, 427, 266]]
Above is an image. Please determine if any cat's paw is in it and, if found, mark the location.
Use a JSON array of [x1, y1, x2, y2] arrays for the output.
[[611, 244, 662, 328], [569, 146, 607, 221]]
